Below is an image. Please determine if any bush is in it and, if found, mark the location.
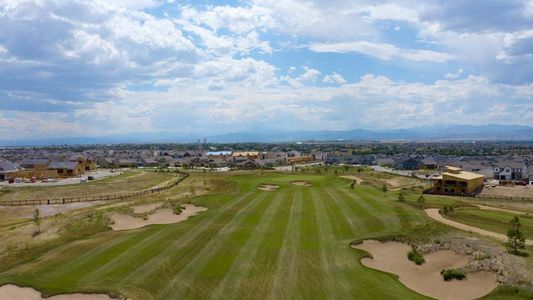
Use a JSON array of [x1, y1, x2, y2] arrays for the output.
[[407, 250, 425, 265], [441, 269, 466, 281], [398, 193, 405, 202]]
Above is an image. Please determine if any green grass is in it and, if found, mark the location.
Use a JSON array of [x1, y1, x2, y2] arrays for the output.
[[448, 208, 533, 239], [0, 172, 530, 299]]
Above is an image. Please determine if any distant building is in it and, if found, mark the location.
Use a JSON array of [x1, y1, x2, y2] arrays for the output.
[[232, 151, 260, 160], [206, 151, 233, 160], [0, 160, 22, 182], [493, 160, 528, 181], [431, 166, 485, 196]]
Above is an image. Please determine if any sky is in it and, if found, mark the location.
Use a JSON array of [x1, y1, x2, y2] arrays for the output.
[[0, 0, 532, 140]]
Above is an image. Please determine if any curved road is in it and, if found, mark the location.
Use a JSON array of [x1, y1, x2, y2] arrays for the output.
[[425, 208, 533, 246]]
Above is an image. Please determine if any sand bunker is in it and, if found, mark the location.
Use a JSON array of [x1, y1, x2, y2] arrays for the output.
[[352, 240, 497, 300], [0, 284, 113, 300], [340, 175, 364, 184], [257, 184, 280, 191], [291, 181, 312, 187], [110, 203, 207, 231], [132, 202, 162, 214]]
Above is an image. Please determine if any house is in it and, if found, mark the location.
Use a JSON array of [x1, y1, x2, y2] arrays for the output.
[[430, 166, 485, 196], [493, 160, 528, 180], [395, 158, 422, 170], [70, 155, 97, 171], [19, 158, 51, 171], [287, 156, 315, 164], [421, 157, 438, 169], [232, 151, 260, 160], [48, 161, 84, 177], [235, 159, 260, 170], [0, 160, 21, 182], [206, 151, 232, 160], [375, 158, 395, 167]]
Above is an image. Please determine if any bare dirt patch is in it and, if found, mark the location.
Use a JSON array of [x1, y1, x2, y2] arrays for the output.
[[339, 176, 364, 184], [290, 181, 312, 187], [353, 240, 498, 300], [0, 284, 114, 300], [425, 208, 533, 246], [257, 184, 280, 191], [479, 185, 533, 199], [110, 203, 207, 231]]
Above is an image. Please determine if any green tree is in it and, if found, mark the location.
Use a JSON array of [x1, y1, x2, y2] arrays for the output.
[[398, 193, 405, 202], [33, 208, 42, 235], [441, 206, 449, 216], [506, 216, 526, 255], [417, 195, 426, 208]]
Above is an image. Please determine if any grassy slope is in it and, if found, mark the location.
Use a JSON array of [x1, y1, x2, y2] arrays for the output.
[[0, 172, 530, 299], [0, 170, 176, 201], [448, 208, 533, 239]]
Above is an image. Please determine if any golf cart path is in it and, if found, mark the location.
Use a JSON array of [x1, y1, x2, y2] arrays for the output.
[[425, 209, 533, 246]]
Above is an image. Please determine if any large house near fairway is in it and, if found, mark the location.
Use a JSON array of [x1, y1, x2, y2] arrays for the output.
[[430, 166, 485, 196], [493, 160, 528, 181], [0, 160, 22, 182]]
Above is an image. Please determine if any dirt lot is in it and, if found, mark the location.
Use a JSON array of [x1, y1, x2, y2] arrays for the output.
[[479, 185, 533, 199]]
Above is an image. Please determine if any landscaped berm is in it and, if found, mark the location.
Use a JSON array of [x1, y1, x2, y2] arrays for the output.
[[0, 169, 532, 299]]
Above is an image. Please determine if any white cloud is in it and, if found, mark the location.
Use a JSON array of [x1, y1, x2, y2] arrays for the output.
[[444, 68, 464, 79], [323, 72, 346, 85], [309, 41, 454, 62]]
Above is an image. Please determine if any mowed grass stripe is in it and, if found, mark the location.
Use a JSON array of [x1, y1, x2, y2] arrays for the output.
[[35, 228, 155, 284], [121, 191, 256, 284], [319, 187, 356, 240], [350, 188, 402, 229], [293, 188, 327, 298], [331, 187, 386, 234], [75, 192, 258, 283], [157, 192, 273, 299], [128, 191, 262, 292], [209, 190, 287, 300], [269, 189, 303, 299], [305, 189, 339, 297], [233, 191, 294, 299]]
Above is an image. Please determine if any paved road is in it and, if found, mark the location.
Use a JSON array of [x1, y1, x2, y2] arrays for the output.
[[425, 208, 533, 246]]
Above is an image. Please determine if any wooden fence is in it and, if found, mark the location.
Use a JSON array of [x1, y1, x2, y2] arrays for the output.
[[0, 171, 189, 207]]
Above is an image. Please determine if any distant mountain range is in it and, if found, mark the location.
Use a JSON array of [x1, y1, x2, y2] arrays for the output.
[[1, 124, 532, 146]]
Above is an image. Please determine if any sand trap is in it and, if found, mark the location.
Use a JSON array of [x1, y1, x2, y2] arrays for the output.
[[425, 209, 533, 246], [291, 181, 312, 187], [110, 203, 207, 231], [353, 240, 497, 300], [0, 284, 114, 300], [132, 202, 162, 214], [257, 184, 280, 191], [340, 175, 364, 184]]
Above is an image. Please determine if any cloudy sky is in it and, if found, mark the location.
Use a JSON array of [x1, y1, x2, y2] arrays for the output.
[[0, 0, 532, 139]]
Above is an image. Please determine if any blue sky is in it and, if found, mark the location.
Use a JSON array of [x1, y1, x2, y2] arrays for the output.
[[0, 0, 532, 139]]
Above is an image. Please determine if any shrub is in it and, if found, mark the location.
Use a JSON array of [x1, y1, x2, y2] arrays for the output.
[[398, 193, 405, 202], [441, 269, 466, 281], [407, 250, 425, 265]]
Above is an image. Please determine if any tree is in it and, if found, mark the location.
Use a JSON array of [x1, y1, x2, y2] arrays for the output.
[[382, 184, 387, 193], [350, 181, 355, 189], [506, 216, 526, 256], [33, 208, 41, 235], [398, 193, 405, 202], [417, 195, 426, 208], [442, 206, 449, 216]]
